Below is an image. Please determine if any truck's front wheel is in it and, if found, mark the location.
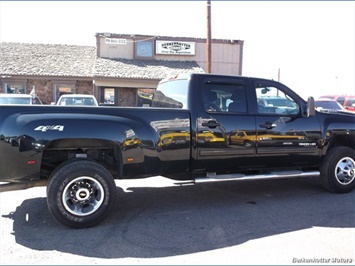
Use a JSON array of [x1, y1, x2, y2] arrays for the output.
[[47, 160, 116, 228], [320, 146, 355, 193]]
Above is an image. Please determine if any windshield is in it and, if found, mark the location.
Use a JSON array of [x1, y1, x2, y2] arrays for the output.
[[315, 100, 344, 111], [262, 97, 296, 107], [58, 96, 97, 106], [0, 97, 31, 104]]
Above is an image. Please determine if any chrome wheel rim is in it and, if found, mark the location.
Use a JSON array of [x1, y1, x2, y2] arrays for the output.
[[62, 176, 104, 216], [335, 157, 355, 185]]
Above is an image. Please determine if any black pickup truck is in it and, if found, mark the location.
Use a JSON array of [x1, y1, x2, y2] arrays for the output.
[[1, 73, 355, 228]]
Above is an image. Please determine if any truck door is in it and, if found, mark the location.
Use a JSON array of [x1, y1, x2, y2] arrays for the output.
[[253, 79, 322, 167], [194, 77, 257, 172]]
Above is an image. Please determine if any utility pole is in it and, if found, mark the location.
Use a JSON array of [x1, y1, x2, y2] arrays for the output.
[[206, 0, 212, 73]]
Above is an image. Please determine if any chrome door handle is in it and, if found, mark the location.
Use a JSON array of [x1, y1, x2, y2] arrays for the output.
[[259, 122, 276, 129]]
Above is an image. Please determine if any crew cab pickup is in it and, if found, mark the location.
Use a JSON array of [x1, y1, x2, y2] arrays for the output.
[[1, 73, 355, 228]]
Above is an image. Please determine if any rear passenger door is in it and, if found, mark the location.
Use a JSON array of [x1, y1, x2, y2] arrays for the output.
[[195, 77, 257, 172]]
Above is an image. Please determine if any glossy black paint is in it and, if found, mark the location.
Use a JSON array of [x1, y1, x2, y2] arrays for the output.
[[187, 75, 316, 173], [0, 105, 191, 182], [1, 73, 355, 184]]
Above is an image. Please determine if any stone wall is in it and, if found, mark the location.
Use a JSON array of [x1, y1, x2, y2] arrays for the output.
[[13, 79, 93, 105], [119, 88, 137, 107], [1, 78, 138, 106], [76, 81, 93, 95], [27, 80, 52, 104]]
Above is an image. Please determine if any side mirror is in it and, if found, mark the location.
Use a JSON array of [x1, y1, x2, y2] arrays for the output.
[[306, 96, 315, 117]]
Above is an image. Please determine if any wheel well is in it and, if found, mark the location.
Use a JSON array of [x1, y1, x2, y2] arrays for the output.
[[39, 138, 122, 179], [329, 134, 355, 151]]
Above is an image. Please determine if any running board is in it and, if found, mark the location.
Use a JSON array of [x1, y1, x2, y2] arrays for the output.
[[194, 170, 320, 184]]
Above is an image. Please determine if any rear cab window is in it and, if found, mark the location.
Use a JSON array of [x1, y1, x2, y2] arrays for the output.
[[153, 75, 190, 109]]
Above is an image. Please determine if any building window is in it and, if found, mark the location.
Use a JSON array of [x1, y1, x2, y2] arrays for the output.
[[101, 88, 118, 105], [53, 83, 76, 103], [135, 41, 154, 59], [137, 89, 154, 107], [3, 82, 26, 94]]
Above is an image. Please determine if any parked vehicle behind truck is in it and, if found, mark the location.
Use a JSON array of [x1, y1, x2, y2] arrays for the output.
[[55, 94, 98, 106], [0, 93, 42, 105], [1, 73, 355, 228], [319, 95, 355, 112]]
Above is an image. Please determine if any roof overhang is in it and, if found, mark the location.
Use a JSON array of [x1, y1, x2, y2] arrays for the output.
[[94, 77, 160, 88]]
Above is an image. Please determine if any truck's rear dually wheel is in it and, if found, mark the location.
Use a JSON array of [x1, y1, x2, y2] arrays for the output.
[[47, 160, 116, 228], [62, 176, 104, 216], [320, 146, 355, 193]]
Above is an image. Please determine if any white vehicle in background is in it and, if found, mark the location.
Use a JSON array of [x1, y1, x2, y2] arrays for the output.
[[0, 93, 42, 105], [56, 94, 98, 106]]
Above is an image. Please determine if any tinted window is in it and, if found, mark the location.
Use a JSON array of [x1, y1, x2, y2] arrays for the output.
[[255, 82, 300, 115], [202, 83, 247, 113], [345, 98, 355, 107], [336, 97, 345, 105]]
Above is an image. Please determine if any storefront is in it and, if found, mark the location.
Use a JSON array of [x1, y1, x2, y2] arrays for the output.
[[0, 33, 243, 106]]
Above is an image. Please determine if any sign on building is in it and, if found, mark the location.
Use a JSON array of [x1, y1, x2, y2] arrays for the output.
[[105, 38, 127, 45], [136, 41, 153, 58], [155, 41, 195, 55]]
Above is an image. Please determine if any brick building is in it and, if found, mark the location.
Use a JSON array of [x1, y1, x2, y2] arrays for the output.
[[0, 33, 243, 106]]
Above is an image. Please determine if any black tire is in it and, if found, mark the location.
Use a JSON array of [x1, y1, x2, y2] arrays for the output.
[[320, 146, 355, 193], [47, 160, 116, 228], [243, 140, 253, 148]]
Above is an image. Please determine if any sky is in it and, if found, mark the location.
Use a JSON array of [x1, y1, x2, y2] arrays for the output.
[[0, 1, 354, 100]]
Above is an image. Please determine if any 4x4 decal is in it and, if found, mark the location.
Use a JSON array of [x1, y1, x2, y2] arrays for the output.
[[34, 125, 64, 132]]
